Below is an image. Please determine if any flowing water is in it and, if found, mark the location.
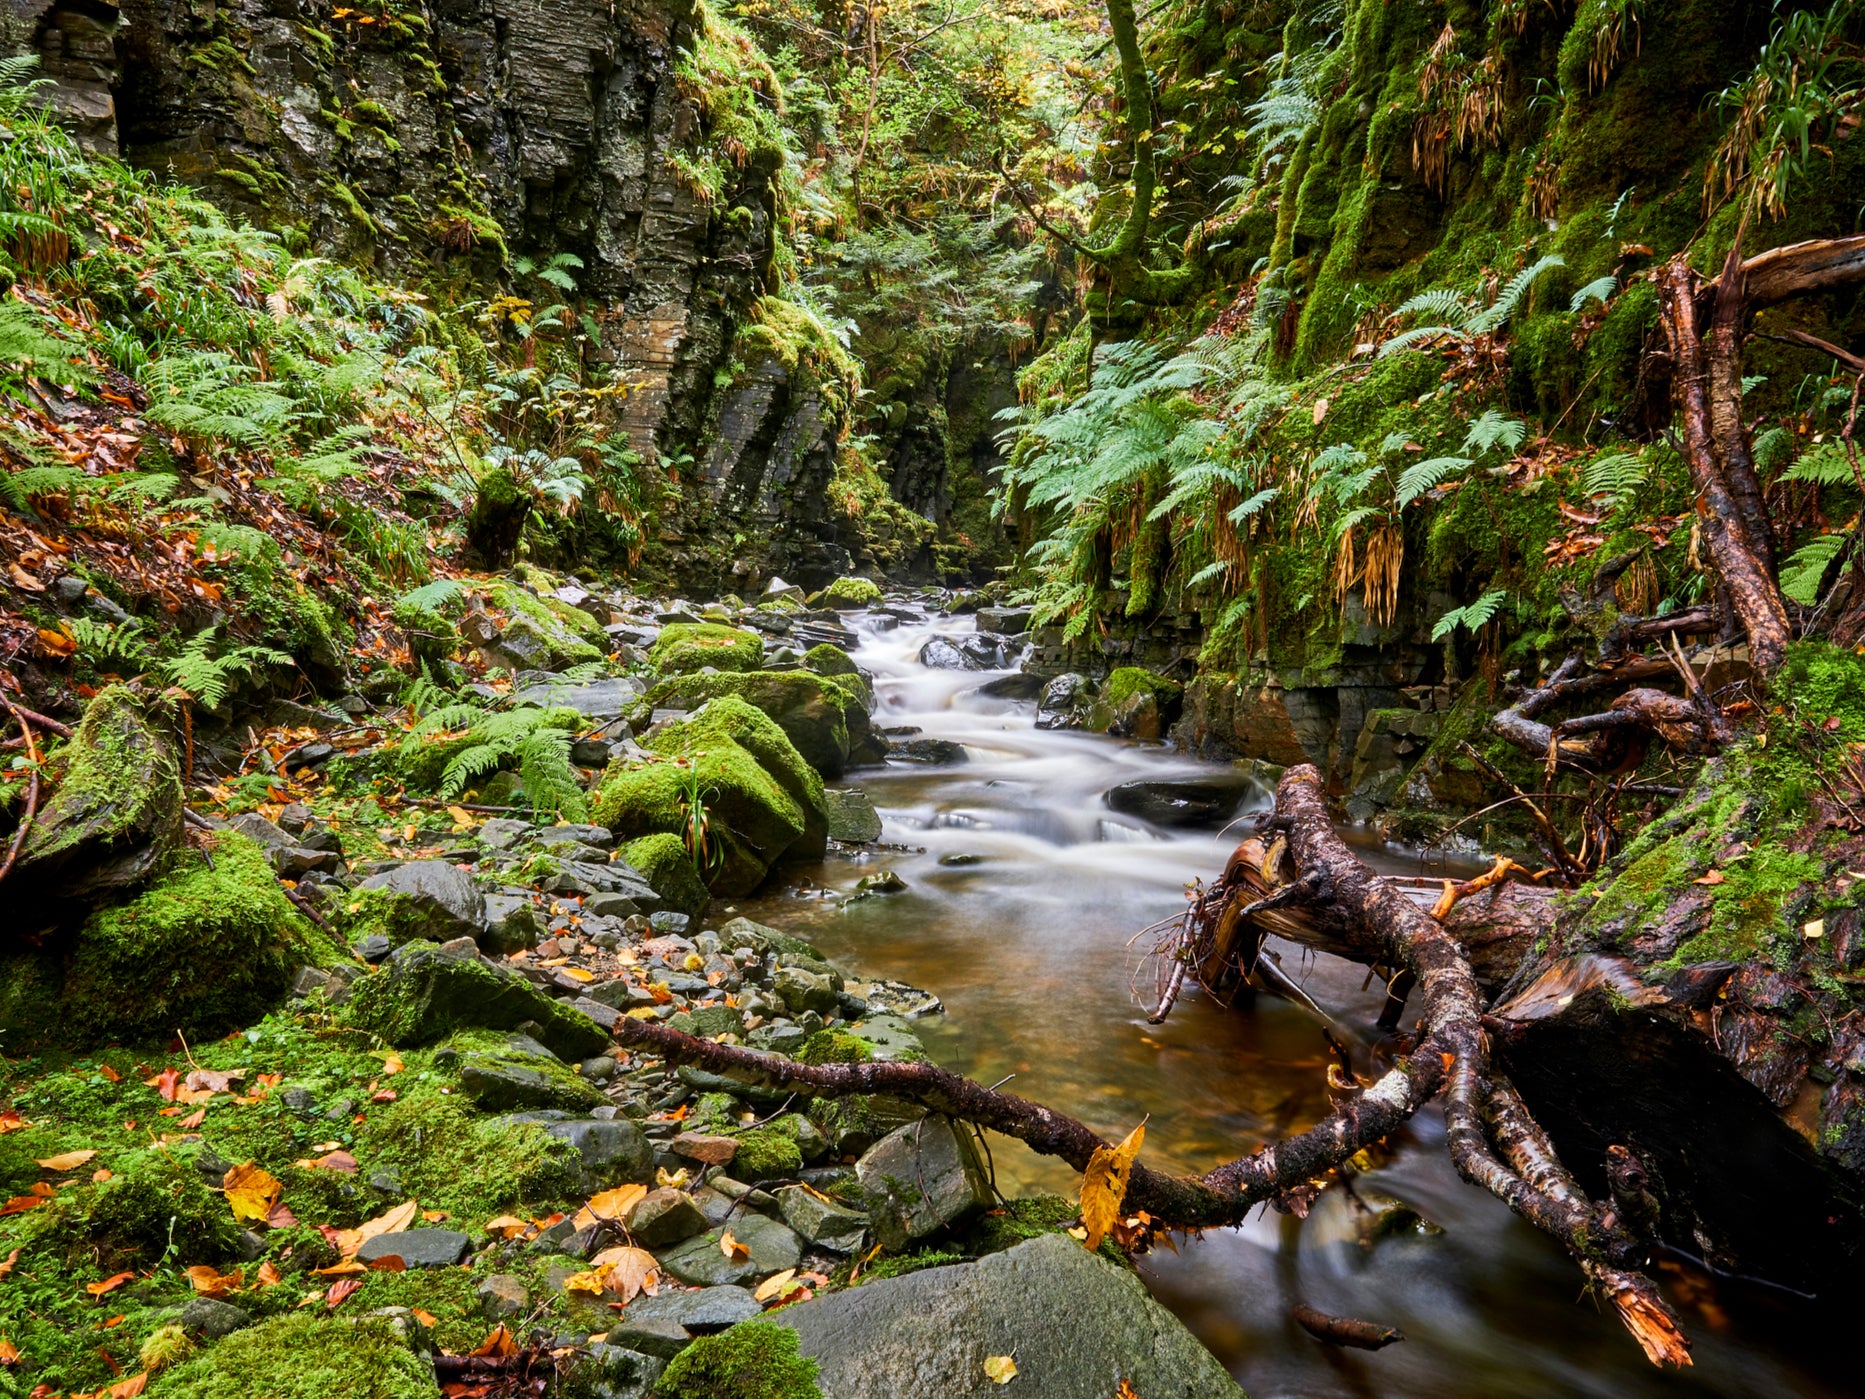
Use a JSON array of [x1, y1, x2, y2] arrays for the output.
[[740, 605, 1850, 1399]]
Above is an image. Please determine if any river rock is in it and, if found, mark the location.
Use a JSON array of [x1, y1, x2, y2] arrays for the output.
[[773, 965, 839, 1015], [889, 737, 969, 764], [770, 1232, 1243, 1398], [536, 1117, 654, 1190], [356, 1229, 471, 1268], [342, 944, 610, 1060], [824, 788, 884, 843], [974, 606, 1033, 633], [855, 1115, 992, 1250], [658, 1215, 801, 1286], [623, 1188, 711, 1246], [621, 1285, 760, 1332], [481, 892, 543, 954], [178, 1297, 252, 1338], [1103, 777, 1258, 829], [774, 1184, 870, 1253], [475, 1275, 529, 1319], [357, 860, 488, 944], [1035, 672, 1095, 731], [515, 676, 643, 719], [460, 1057, 605, 1112]]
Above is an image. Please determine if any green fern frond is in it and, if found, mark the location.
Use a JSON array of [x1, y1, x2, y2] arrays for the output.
[[1432, 589, 1509, 641], [1780, 534, 1849, 605]]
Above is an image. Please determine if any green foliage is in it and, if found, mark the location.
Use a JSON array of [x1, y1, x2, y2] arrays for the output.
[[1432, 588, 1508, 641], [405, 703, 588, 821], [163, 629, 293, 710], [1780, 533, 1850, 606], [1380, 257, 1566, 358], [653, 1321, 822, 1399]]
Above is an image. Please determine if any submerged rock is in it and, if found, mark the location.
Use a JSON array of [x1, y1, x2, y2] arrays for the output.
[[1104, 776, 1258, 829]]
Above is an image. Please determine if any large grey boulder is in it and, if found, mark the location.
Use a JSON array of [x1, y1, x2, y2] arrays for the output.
[[515, 676, 643, 719], [772, 1232, 1243, 1398], [357, 860, 487, 944], [856, 1115, 992, 1250], [824, 788, 883, 843]]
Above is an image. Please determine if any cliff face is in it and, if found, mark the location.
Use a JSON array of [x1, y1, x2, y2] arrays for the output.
[[6, 0, 869, 587]]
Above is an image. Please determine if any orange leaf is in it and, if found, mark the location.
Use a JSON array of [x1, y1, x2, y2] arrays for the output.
[[311, 1261, 368, 1277], [35, 627, 76, 658], [719, 1230, 749, 1262], [470, 1324, 518, 1359], [92, 1168, 112, 1183], [0, 1196, 43, 1217], [1079, 1119, 1146, 1252], [326, 1278, 363, 1308], [412, 1308, 439, 1327], [86, 1271, 135, 1296], [256, 1261, 283, 1287], [334, 1199, 418, 1257], [109, 1372, 149, 1398], [185, 1265, 242, 1298], [36, 1150, 98, 1172], [0, 1249, 18, 1279], [0, 1336, 18, 1365], [366, 1255, 407, 1273], [177, 1108, 206, 1130], [0, 1112, 29, 1133], [144, 1069, 181, 1102], [99, 1065, 122, 1083], [222, 1161, 283, 1224]]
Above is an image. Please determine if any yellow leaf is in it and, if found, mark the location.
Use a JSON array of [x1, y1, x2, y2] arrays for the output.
[[655, 1166, 690, 1190], [1805, 919, 1826, 940], [1079, 1120, 1146, 1251], [720, 1229, 749, 1261], [754, 1268, 798, 1303], [984, 1355, 1019, 1385], [185, 1264, 242, 1297], [485, 1215, 531, 1239], [586, 1184, 647, 1222], [36, 1150, 98, 1172], [222, 1162, 283, 1224], [446, 805, 474, 829], [412, 1308, 439, 1327], [560, 1269, 608, 1296], [335, 1198, 418, 1257], [586, 1246, 659, 1303], [0, 1335, 19, 1365]]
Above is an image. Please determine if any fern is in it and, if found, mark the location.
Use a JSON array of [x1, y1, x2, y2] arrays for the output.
[[516, 726, 588, 822], [164, 631, 292, 709], [1467, 256, 1565, 336], [1461, 410, 1527, 458], [1581, 451, 1647, 508], [1396, 456, 1472, 509], [69, 617, 151, 670], [396, 579, 464, 614], [1570, 274, 1617, 312], [1783, 443, 1858, 486], [423, 705, 588, 820], [1780, 534, 1849, 605], [1432, 589, 1509, 641], [1382, 256, 1564, 356], [0, 299, 97, 388]]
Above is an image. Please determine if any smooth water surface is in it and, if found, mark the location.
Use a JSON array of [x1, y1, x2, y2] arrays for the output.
[[740, 606, 1848, 1399]]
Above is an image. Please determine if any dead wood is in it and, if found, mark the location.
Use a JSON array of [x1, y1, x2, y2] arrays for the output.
[[1291, 1305, 1404, 1350]]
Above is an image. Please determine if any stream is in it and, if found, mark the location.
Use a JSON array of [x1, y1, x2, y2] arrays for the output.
[[741, 604, 1850, 1398]]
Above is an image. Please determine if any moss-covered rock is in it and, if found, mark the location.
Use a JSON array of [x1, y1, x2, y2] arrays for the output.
[[1089, 668, 1184, 741], [155, 1314, 438, 1399], [593, 698, 826, 895], [802, 643, 873, 707], [622, 833, 712, 915], [653, 1320, 822, 1399], [342, 944, 609, 1060], [648, 623, 764, 677], [645, 670, 859, 777], [0, 833, 319, 1048], [816, 576, 882, 609], [483, 581, 604, 671], [14, 684, 184, 902]]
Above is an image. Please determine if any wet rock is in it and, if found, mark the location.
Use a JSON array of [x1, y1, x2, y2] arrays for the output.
[[476, 1275, 529, 1320], [622, 1188, 710, 1246], [772, 965, 839, 1016], [515, 676, 643, 719], [343, 944, 609, 1060], [356, 1229, 470, 1268], [917, 633, 1008, 670], [855, 1115, 992, 1250], [536, 1117, 654, 1190], [824, 788, 883, 843], [853, 869, 907, 895], [771, 1232, 1243, 1397], [888, 738, 969, 765], [460, 1058, 605, 1112], [481, 893, 543, 955], [974, 606, 1033, 633], [1104, 777, 1258, 829], [976, 672, 1045, 701], [1035, 672, 1095, 731], [624, 1285, 760, 1333], [774, 1184, 869, 1253], [356, 860, 488, 945], [658, 1215, 801, 1286]]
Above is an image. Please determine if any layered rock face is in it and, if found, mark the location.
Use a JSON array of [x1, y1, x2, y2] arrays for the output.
[[5, 0, 858, 583]]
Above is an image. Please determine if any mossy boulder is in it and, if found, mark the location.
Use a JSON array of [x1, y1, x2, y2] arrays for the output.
[[648, 623, 764, 677], [802, 643, 873, 707], [622, 833, 711, 915], [1089, 668, 1184, 741], [654, 1320, 822, 1399], [645, 670, 860, 777], [342, 944, 610, 1060], [816, 576, 883, 609], [0, 833, 319, 1048], [14, 684, 183, 902], [155, 1314, 438, 1399], [592, 698, 826, 895]]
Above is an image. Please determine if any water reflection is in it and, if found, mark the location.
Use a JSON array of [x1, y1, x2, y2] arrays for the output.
[[737, 605, 1849, 1399]]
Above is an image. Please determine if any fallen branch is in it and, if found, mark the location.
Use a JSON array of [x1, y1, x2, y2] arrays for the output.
[[0, 695, 42, 887], [1291, 1305, 1404, 1351]]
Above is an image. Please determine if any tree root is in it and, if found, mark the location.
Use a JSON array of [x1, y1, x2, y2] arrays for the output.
[[615, 764, 1690, 1365]]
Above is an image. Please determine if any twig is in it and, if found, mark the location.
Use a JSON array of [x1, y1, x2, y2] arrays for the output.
[[0, 694, 42, 886]]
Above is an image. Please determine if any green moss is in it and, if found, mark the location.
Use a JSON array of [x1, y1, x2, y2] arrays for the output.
[[1, 834, 318, 1048], [653, 1320, 822, 1399], [644, 670, 857, 777], [796, 1029, 874, 1065], [726, 1126, 803, 1181], [817, 576, 883, 608], [648, 623, 764, 676], [621, 833, 710, 914], [962, 1193, 1085, 1256], [856, 1247, 966, 1282], [156, 1314, 436, 1399], [1102, 667, 1182, 710]]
